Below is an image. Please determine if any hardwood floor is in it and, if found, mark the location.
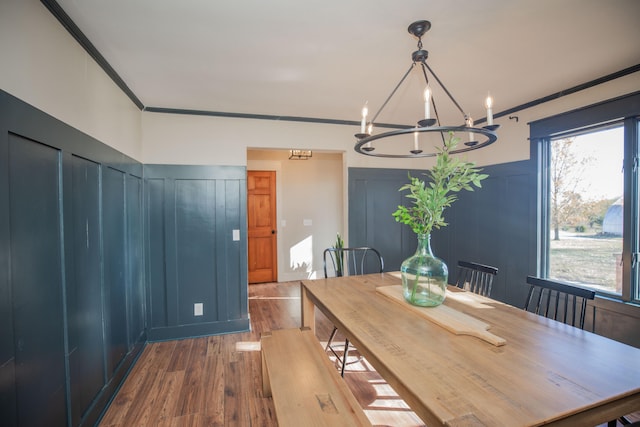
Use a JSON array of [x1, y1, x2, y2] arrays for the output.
[[98, 281, 637, 427], [98, 281, 424, 427]]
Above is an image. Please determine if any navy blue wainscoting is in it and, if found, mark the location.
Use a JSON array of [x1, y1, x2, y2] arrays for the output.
[[8, 133, 67, 427], [348, 163, 536, 308], [144, 165, 249, 341], [64, 154, 105, 426], [0, 90, 145, 427]]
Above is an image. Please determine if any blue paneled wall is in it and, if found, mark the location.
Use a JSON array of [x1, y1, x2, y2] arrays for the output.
[[0, 90, 146, 427], [0, 90, 251, 426], [348, 163, 537, 308], [144, 165, 249, 341]]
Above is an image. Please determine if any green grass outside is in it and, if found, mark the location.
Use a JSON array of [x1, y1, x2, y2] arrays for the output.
[[549, 232, 622, 293]]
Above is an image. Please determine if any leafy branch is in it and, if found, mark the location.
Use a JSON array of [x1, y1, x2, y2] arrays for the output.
[[392, 133, 488, 235]]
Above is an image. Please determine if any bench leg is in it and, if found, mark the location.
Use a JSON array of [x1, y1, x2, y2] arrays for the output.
[[261, 334, 272, 397], [301, 283, 316, 333]]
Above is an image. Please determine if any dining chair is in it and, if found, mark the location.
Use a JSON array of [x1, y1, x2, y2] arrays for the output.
[[323, 247, 384, 376], [525, 277, 637, 427], [523, 276, 595, 329], [454, 260, 498, 297], [609, 416, 640, 426]]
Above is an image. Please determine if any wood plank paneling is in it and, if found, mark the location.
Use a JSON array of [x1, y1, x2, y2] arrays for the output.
[[66, 154, 105, 425], [104, 166, 129, 375], [175, 180, 217, 323], [146, 178, 168, 328], [9, 134, 66, 427], [0, 113, 16, 427], [127, 174, 145, 347]]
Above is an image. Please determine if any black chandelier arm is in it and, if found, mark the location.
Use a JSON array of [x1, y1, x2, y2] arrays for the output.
[[354, 125, 498, 158], [370, 64, 416, 124], [421, 61, 466, 117]]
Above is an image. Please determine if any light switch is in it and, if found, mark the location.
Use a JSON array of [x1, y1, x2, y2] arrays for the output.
[[303, 219, 312, 226], [232, 229, 240, 241]]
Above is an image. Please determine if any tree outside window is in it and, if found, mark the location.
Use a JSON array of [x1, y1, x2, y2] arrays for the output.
[[548, 128, 624, 294]]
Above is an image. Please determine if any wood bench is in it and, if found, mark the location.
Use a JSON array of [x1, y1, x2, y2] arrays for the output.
[[261, 327, 372, 427]]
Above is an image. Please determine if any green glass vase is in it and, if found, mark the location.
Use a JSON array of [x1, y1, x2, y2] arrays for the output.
[[401, 233, 448, 307]]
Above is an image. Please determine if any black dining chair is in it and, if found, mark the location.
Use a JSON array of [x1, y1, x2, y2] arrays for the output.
[[524, 277, 638, 426], [523, 276, 595, 329], [323, 247, 384, 376], [609, 417, 640, 426], [454, 260, 498, 297]]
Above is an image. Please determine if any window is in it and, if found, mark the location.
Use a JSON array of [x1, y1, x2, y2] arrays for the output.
[[530, 92, 640, 302], [548, 127, 624, 294]]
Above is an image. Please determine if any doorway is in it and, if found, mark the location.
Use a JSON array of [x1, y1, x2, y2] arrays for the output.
[[247, 170, 278, 283], [247, 150, 344, 282]]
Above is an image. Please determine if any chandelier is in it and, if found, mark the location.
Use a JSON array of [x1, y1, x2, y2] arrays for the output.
[[354, 20, 499, 158]]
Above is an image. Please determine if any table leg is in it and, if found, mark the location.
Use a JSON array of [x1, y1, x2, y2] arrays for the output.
[[300, 282, 316, 333]]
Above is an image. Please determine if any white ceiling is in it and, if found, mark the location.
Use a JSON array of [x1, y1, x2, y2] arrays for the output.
[[55, 0, 640, 127]]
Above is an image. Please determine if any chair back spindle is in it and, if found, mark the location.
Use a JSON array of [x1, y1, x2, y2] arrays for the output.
[[454, 260, 498, 297], [523, 276, 595, 329], [323, 247, 384, 278]]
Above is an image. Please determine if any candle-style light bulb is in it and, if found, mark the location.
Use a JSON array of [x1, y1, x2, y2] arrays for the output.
[[413, 129, 419, 151], [365, 123, 373, 149], [361, 103, 368, 134], [424, 86, 431, 119], [485, 94, 493, 126], [466, 116, 475, 143]]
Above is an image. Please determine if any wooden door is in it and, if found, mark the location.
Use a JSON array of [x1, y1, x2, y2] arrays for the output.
[[247, 171, 278, 283]]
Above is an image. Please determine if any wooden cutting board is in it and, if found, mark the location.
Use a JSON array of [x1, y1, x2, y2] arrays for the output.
[[376, 285, 506, 347]]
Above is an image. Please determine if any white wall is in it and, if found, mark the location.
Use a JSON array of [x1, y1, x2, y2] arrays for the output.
[[0, 0, 142, 160], [468, 72, 640, 167]]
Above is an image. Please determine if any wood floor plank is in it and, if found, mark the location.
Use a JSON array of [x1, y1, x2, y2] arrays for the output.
[[224, 354, 249, 425], [246, 344, 277, 426], [98, 344, 160, 426], [175, 337, 208, 417], [166, 338, 193, 372], [203, 338, 226, 426], [121, 367, 165, 425], [165, 413, 199, 427], [148, 370, 185, 424], [147, 340, 178, 372], [206, 333, 221, 357]]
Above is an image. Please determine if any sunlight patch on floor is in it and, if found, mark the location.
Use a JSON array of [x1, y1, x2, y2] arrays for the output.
[[235, 341, 261, 352], [364, 408, 425, 427]]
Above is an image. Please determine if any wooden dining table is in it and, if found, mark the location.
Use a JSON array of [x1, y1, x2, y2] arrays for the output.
[[300, 273, 640, 426]]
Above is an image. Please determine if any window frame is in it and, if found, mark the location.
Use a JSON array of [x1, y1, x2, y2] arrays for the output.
[[530, 91, 640, 302]]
